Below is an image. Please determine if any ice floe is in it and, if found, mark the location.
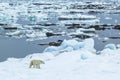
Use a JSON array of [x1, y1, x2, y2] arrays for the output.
[[0, 38, 120, 80]]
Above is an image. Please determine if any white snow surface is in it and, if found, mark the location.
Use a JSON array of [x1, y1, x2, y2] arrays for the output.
[[0, 38, 120, 80]]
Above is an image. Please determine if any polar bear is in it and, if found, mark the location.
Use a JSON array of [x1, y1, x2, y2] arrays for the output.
[[29, 60, 45, 69]]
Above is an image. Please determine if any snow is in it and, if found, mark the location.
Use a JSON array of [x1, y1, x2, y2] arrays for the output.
[[0, 38, 120, 80], [0, 1, 120, 80]]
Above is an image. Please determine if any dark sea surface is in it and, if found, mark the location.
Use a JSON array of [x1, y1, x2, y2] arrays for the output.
[[0, 35, 70, 61], [0, 36, 46, 61]]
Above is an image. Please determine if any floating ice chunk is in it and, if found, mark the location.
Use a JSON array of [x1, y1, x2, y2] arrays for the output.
[[69, 28, 96, 38], [99, 44, 118, 56], [105, 44, 117, 50], [115, 19, 118, 23], [26, 31, 46, 38], [105, 17, 112, 20], [60, 19, 99, 25], [104, 37, 109, 41], [6, 30, 21, 36], [59, 14, 97, 19]]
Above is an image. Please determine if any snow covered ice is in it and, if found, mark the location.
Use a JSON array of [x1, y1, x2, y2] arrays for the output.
[[0, 0, 120, 80], [0, 38, 120, 80]]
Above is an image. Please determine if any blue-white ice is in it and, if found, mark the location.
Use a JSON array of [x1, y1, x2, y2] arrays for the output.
[[44, 38, 95, 55], [105, 44, 117, 50]]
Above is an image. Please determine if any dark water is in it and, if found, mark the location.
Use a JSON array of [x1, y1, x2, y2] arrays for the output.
[[94, 29, 120, 51], [0, 35, 70, 61], [0, 36, 47, 61], [96, 13, 120, 24]]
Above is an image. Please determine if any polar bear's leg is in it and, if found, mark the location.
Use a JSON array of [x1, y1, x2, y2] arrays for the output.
[[33, 61, 36, 68], [36, 64, 40, 69], [29, 61, 33, 68]]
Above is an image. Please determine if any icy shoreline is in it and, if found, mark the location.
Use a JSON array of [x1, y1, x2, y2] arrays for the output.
[[0, 38, 120, 80]]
